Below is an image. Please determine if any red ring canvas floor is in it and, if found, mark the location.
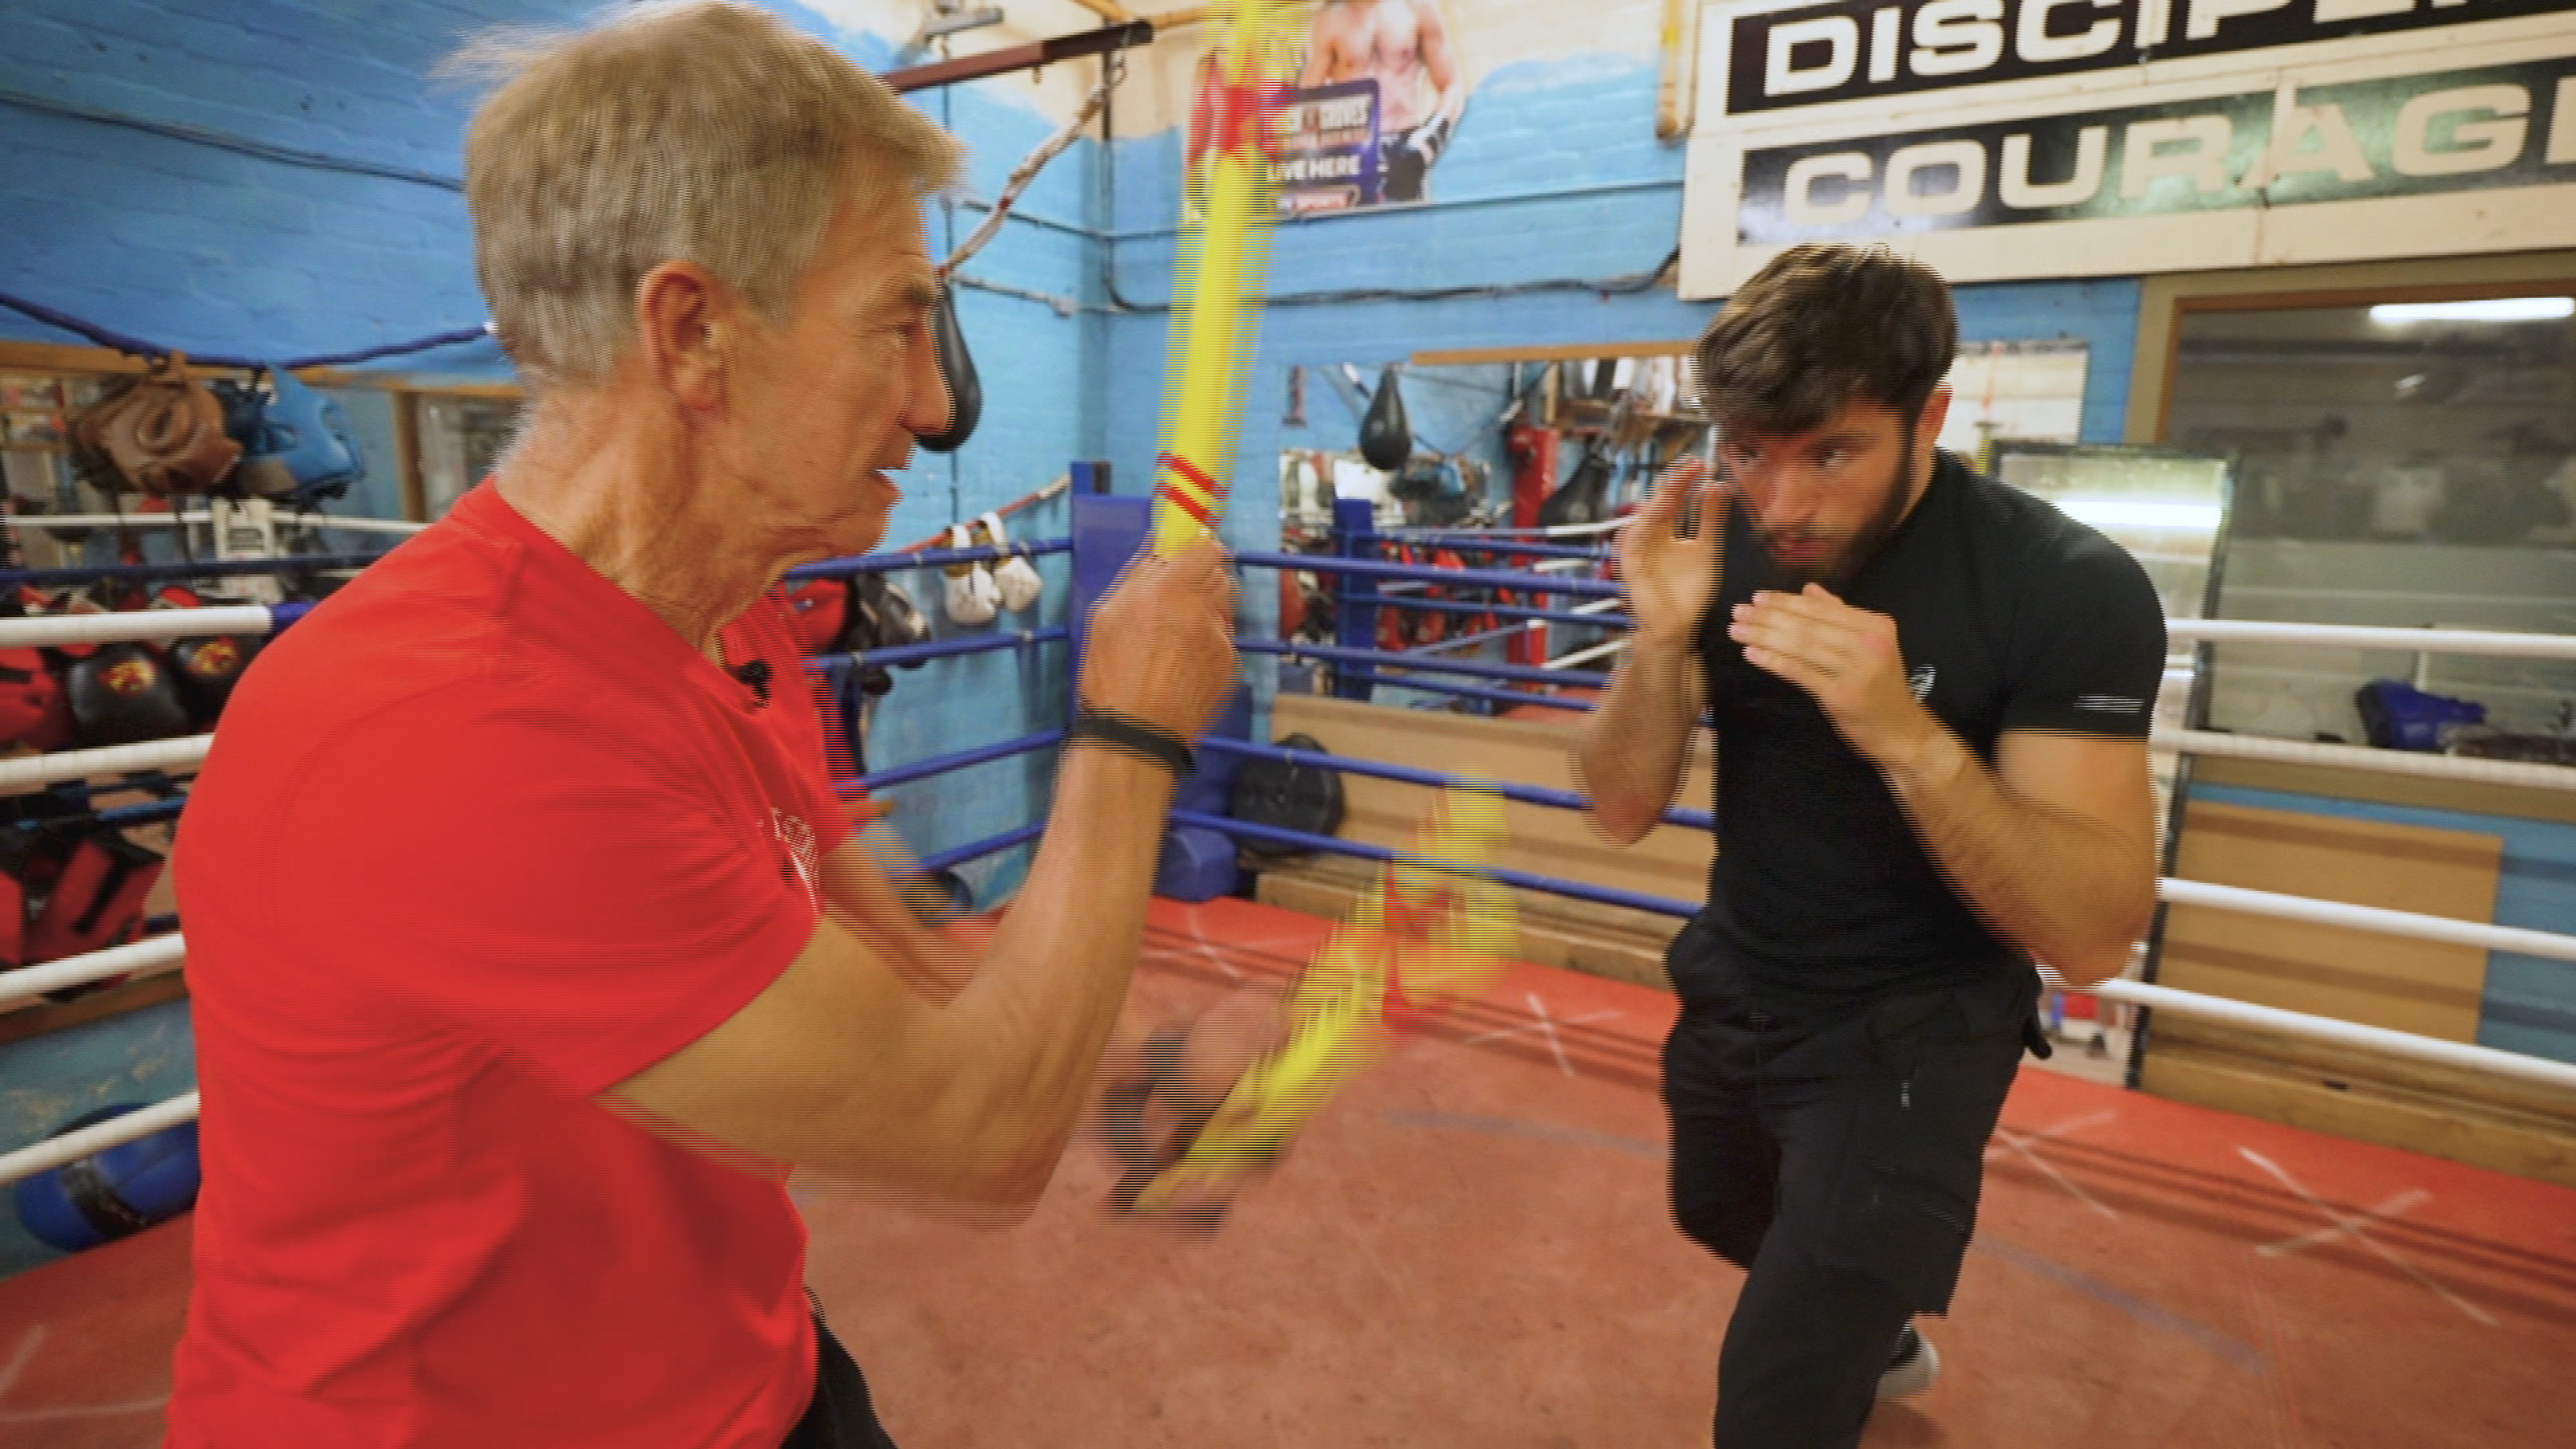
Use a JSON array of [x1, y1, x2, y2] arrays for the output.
[[3, 895, 2571, 1447]]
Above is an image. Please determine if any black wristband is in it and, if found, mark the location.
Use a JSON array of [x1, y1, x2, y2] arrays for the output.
[[1070, 707, 1195, 779]]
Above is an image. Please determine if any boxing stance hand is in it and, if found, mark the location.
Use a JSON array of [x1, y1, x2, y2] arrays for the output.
[[1079, 540, 1238, 742], [1728, 585, 1937, 769], [1618, 458, 1727, 653], [1095, 989, 1294, 1232]]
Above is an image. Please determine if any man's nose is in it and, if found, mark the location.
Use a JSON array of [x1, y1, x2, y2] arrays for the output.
[[1748, 472, 1818, 531], [906, 333, 956, 439]]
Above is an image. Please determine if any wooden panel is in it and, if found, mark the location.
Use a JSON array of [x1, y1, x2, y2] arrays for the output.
[[0, 975, 189, 1049], [2154, 1016, 2576, 1124], [305, 370, 525, 399], [1269, 694, 1712, 912], [2143, 1024, 2576, 1189], [0, 342, 523, 400], [2192, 755, 2576, 828], [1408, 340, 1694, 368], [0, 341, 171, 379], [2162, 800, 2500, 1042]]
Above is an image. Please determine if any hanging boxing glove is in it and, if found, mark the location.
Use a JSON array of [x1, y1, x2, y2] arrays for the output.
[[982, 512, 1044, 612], [167, 634, 262, 730], [879, 578, 932, 665], [65, 643, 192, 748], [1359, 364, 1412, 472], [916, 289, 982, 454], [941, 525, 1000, 626], [847, 574, 934, 669]]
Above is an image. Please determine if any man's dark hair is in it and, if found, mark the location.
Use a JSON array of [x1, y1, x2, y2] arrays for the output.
[[1690, 244, 1958, 437]]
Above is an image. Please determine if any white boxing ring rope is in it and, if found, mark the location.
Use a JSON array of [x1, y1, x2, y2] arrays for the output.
[[0, 734, 215, 791], [6, 513, 429, 537], [2152, 877, 2576, 963], [0, 936, 187, 1015], [1, 610, 2575, 1190], [2068, 976, 2576, 1093], [2155, 729, 2576, 792], [2166, 617, 2576, 660], [0, 1093, 202, 1191], [0, 606, 276, 651]]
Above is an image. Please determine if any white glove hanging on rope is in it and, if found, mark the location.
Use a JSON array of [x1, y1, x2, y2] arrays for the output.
[[943, 524, 1001, 626], [982, 511, 1044, 612]]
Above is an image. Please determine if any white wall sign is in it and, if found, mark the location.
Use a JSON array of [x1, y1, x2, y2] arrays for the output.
[[1703, 0, 2576, 121], [1682, 26, 2576, 294]]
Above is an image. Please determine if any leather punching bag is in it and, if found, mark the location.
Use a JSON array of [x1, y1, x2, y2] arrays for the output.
[[1358, 364, 1411, 472], [918, 288, 982, 453]]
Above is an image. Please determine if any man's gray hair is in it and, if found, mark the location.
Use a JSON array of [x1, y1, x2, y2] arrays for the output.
[[447, 1, 963, 388]]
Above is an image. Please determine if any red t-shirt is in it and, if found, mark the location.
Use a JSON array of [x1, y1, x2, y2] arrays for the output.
[[720, 587, 857, 802], [170, 482, 855, 1445]]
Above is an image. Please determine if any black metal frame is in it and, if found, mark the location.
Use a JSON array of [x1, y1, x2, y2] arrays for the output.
[[1989, 440, 2239, 1091]]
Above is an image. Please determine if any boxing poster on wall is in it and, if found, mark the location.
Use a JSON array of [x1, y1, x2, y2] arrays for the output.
[[1185, 0, 1466, 215], [1706, 0, 2576, 122], [1680, 19, 2576, 294]]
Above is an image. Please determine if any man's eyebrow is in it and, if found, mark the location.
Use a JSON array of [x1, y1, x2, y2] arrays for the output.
[[874, 272, 941, 315]]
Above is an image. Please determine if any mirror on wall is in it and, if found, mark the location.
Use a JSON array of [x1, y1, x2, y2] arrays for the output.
[[2169, 298, 2575, 548], [415, 393, 522, 521], [2164, 294, 2576, 744]]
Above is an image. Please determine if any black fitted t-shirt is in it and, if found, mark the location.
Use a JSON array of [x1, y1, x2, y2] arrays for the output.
[[1684, 451, 2166, 1008]]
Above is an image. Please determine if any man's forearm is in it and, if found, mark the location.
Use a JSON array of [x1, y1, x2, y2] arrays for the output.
[[1577, 638, 1699, 845], [951, 746, 1175, 1181], [1883, 730, 2155, 985]]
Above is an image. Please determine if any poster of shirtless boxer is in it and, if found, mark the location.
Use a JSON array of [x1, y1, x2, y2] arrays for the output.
[[1187, 0, 1468, 215]]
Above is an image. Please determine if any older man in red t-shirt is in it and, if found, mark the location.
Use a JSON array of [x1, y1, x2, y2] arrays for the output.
[[168, 6, 1240, 1445]]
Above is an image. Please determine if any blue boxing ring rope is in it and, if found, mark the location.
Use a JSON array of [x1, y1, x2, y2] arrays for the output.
[[13, 469, 2576, 1198]]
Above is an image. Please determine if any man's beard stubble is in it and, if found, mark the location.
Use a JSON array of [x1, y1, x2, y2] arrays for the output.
[[1750, 451, 1917, 592]]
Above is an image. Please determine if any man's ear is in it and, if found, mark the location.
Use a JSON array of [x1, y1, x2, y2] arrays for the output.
[[633, 260, 729, 413], [1916, 386, 1953, 449]]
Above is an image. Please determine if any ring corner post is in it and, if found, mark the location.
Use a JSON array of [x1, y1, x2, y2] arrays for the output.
[[1067, 476, 1150, 704], [1331, 496, 1377, 702]]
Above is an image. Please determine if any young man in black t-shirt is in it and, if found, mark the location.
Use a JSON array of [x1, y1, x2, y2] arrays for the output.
[[1575, 244, 2166, 1447]]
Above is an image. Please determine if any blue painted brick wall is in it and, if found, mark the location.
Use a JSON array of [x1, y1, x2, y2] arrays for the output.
[[1100, 54, 2143, 717], [0, 0, 1097, 1277], [1, 1, 516, 374], [0, 0, 1097, 889]]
